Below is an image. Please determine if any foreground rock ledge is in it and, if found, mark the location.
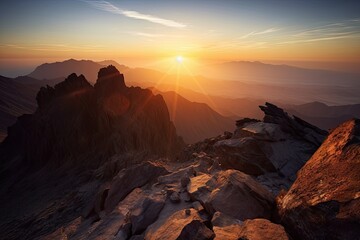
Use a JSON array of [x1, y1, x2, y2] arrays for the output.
[[188, 169, 275, 221], [277, 119, 360, 240]]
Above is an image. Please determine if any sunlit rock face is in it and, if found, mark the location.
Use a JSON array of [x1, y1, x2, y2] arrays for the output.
[[1, 65, 183, 170], [277, 119, 360, 240], [214, 102, 327, 180]]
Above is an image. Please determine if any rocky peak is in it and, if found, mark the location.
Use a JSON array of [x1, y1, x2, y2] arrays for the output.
[[2, 65, 183, 170], [95, 65, 126, 95], [36, 73, 92, 109], [209, 102, 328, 183], [260, 102, 327, 145]]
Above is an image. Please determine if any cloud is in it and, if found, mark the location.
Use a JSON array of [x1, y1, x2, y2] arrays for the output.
[[239, 28, 280, 39], [283, 19, 360, 44], [82, 0, 186, 28], [253, 28, 280, 35], [278, 35, 358, 45], [130, 32, 162, 38]]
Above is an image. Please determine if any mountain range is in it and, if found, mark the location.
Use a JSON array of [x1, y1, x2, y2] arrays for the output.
[[200, 60, 360, 86], [25, 59, 360, 105], [0, 59, 359, 142]]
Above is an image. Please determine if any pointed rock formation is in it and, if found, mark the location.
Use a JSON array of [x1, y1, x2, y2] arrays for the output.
[[214, 102, 327, 181], [1, 65, 183, 171], [277, 119, 360, 239], [0, 66, 183, 239]]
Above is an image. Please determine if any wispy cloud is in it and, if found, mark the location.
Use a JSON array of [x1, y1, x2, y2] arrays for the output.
[[82, 0, 186, 28], [129, 32, 163, 38], [278, 35, 357, 45], [239, 28, 280, 39], [279, 19, 360, 45], [204, 19, 360, 51], [254, 28, 280, 35]]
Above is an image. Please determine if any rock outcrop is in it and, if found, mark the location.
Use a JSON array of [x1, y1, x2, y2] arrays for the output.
[[104, 161, 169, 213], [1, 65, 183, 171], [188, 170, 275, 220], [33, 154, 284, 240], [277, 119, 360, 239], [0, 66, 183, 239], [145, 208, 213, 240], [214, 102, 327, 180]]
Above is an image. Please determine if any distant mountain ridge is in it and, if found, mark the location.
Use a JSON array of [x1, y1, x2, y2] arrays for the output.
[[285, 101, 360, 130], [24, 59, 360, 105], [201, 60, 360, 86], [28, 59, 129, 83], [1, 58, 360, 142]]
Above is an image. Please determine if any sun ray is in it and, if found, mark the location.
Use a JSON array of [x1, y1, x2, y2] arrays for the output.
[[181, 63, 220, 111], [170, 62, 181, 121]]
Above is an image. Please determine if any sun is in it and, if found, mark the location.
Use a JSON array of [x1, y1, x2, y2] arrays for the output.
[[176, 55, 183, 63]]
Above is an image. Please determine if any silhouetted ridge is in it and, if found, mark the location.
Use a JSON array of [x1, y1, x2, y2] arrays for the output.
[[98, 65, 120, 79], [36, 73, 92, 109], [95, 65, 126, 101], [1, 65, 183, 170]]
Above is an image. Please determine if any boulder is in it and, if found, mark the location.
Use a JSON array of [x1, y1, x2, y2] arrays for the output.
[[277, 119, 360, 239], [177, 220, 215, 240], [145, 209, 212, 240], [211, 212, 288, 240], [188, 170, 274, 220], [214, 136, 276, 175], [74, 187, 166, 239], [130, 194, 166, 234], [169, 192, 181, 203], [73, 188, 144, 239], [212, 212, 243, 240], [104, 161, 169, 213], [237, 219, 289, 240]]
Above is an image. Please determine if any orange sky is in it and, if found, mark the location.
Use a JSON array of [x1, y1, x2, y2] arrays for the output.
[[1, 1, 360, 75]]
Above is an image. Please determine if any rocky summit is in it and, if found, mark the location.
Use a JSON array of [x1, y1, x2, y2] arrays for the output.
[[1, 65, 182, 170], [215, 102, 327, 179], [0, 67, 359, 240], [0, 66, 183, 239]]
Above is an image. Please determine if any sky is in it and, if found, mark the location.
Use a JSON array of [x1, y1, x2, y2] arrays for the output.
[[1, 0, 360, 76]]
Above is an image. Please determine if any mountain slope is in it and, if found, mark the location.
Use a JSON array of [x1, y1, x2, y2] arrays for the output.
[[2, 65, 182, 169], [152, 89, 235, 143], [23, 59, 360, 105], [0, 66, 183, 240], [0, 75, 61, 141], [285, 101, 360, 130]]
